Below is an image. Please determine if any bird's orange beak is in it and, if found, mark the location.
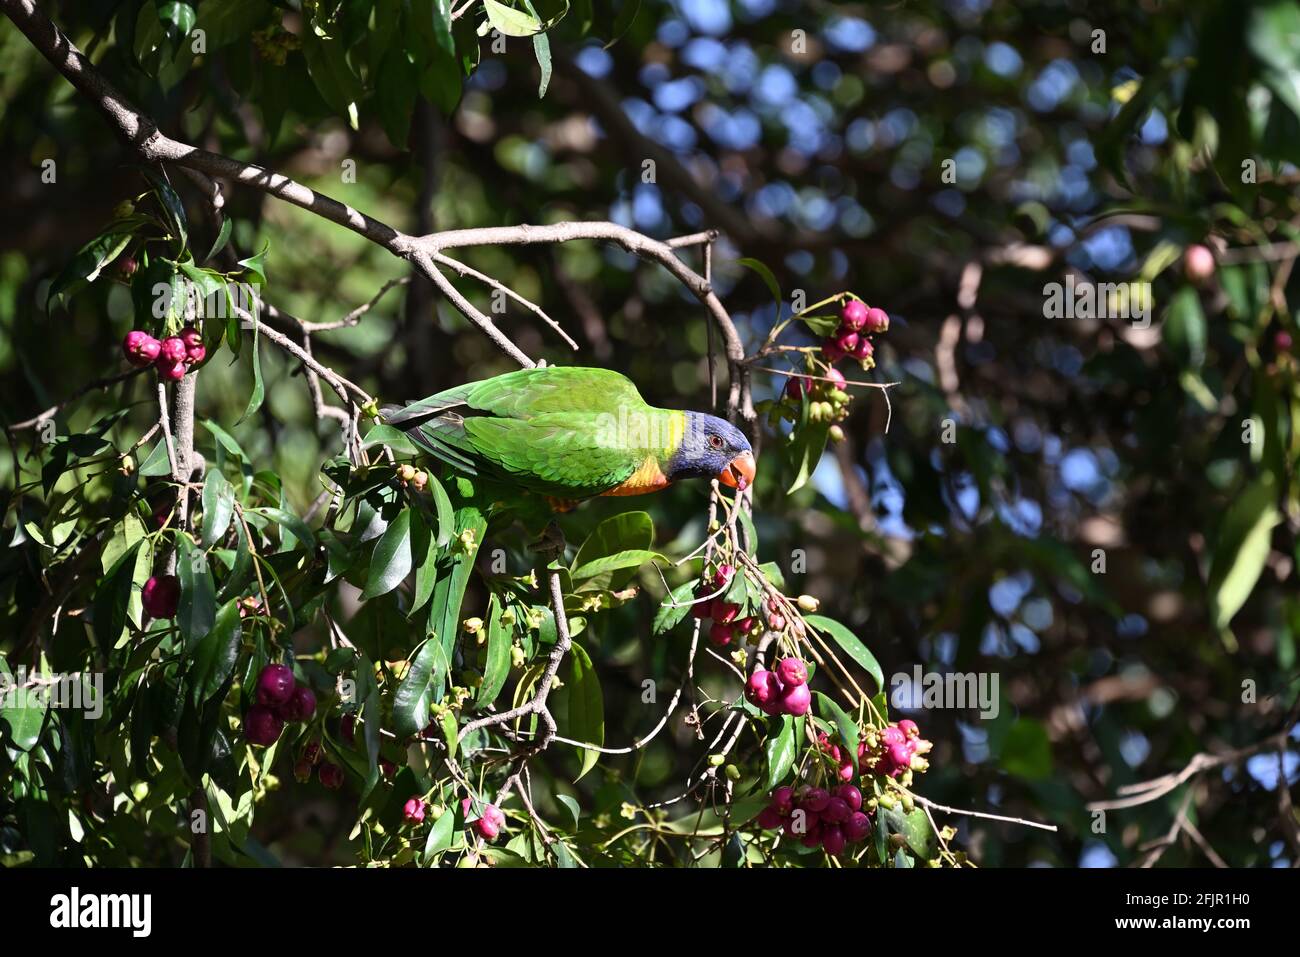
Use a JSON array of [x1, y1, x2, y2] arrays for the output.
[[719, 450, 756, 491]]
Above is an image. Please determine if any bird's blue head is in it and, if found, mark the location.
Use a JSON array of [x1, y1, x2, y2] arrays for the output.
[[668, 413, 756, 490]]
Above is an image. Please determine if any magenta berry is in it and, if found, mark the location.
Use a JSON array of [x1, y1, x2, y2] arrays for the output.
[[834, 327, 860, 355], [822, 796, 851, 824], [852, 337, 874, 361], [821, 824, 847, 856], [822, 337, 847, 362], [708, 621, 734, 646], [745, 670, 781, 708], [713, 601, 740, 624], [775, 657, 807, 687], [318, 762, 344, 790], [844, 811, 872, 843], [713, 564, 736, 588], [122, 330, 160, 367], [801, 787, 831, 814], [244, 705, 283, 747], [256, 663, 296, 708], [279, 684, 316, 722], [834, 784, 863, 812], [757, 806, 784, 830], [1184, 243, 1215, 283], [779, 681, 811, 716], [141, 575, 180, 618], [898, 719, 919, 738], [158, 336, 187, 364], [784, 376, 812, 401], [825, 367, 847, 391], [340, 712, 356, 745], [403, 797, 426, 825], [180, 326, 206, 365], [840, 299, 868, 331], [157, 359, 187, 381], [771, 786, 795, 814], [863, 307, 889, 333]]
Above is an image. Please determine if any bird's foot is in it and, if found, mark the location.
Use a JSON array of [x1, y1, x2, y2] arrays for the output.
[[528, 520, 567, 561]]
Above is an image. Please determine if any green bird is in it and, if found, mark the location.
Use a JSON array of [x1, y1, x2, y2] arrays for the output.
[[380, 366, 755, 648], [381, 366, 756, 501]]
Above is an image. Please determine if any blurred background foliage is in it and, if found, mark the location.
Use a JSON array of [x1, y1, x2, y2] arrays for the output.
[[2, 0, 1299, 867]]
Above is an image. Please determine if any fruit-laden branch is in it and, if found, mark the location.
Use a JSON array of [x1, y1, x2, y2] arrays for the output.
[[0, 0, 750, 406]]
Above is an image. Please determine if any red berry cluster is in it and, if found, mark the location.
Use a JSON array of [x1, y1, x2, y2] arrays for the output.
[[122, 325, 206, 382], [462, 798, 506, 841], [244, 663, 317, 748], [756, 783, 872, 856], [744, 657, 811, 717], [141, 574, 180, 619], [691, 564, 759, 646], [861, 719, 932, 778], [823, 299, 887, 366]]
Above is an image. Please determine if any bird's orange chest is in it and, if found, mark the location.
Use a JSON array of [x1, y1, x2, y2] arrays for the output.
[[602, 455, 671, 497]]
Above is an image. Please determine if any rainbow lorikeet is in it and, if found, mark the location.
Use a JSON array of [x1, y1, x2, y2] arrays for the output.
[[381, 367, 754, 650], [381, 366, 755, 499]]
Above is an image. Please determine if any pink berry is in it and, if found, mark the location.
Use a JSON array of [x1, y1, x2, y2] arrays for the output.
[[837, 759, 856, 782], [713, 564, 736, 588], [779, 681, 811, 716], [822, 337, 847, 363], [775, 658, 807, 687], [767, 613, 786, 631], [1184, 244, 1215, 283], [318, 762, 344, 790], [757, 806, 784, 830], [157, 359, 187, 381], [475, 817, 500, 841], [745, 670, 781, 708], [771, 786, 795, 814], [844, 811, 872, 842], [380, 758, 396, 778], [243, 705, 283, 746], [840, 299, 869, 331], [708, 621, 734, 646], [690, 597, 715, 620], [340, 713, 356, 745], [880, 726, 905, 747], [863, 307, 889, 333], [141, 575, 180, 618], [713, 601, 740, 624], [801, 787, 830, 814], [278, 684, 316, 722], [783, 376, 812, 401], [293, 759, 313, 783], [852, 337, 874, 361], [256, 664, 296, 708], [735, 616, 758, 635], [834, 784, 863, 812], [122, 330, 160, 367], [158, 336, 187, 364], [825, 367, 847, 391], [834, 327, 860, 355], [823, 796, 851, 824], [403, 797, 426, 824], [184, 342, 206, 365], [1276, 330, 1294, 352], [898, 719, 919, 738], [821, 823, 846, 856], [888, 742, 913, 767], [302, 741, 322, 765]]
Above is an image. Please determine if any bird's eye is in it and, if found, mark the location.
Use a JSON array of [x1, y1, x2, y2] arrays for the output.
[[708, 434, 725, 450]]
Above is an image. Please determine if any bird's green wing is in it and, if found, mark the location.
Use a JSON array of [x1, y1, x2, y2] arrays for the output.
[[461, 411, 643, 498], [464, 367, 647, 419]]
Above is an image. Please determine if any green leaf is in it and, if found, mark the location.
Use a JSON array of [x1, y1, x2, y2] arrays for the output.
[[556, 641, 603, 780], [427, 475, 454, 547], [363, 507, 413, 599], [532, 31, 552, 96], [186, 599, 242, 709], [47, 232, 133, 306], [483, 0, 543, 36], [301, 31, 365, 126], [236, 320, 264, 424], [177, 536, 217, 648], [814, 692, 859, 774], [804, 615, 883, 692], [477, 595, 512, 707], [423, 807, 457, 863], [1164, 285, 1206, 370], [653, 580, 698, 635], [571, 511, 653, 590], [555, 793, 581, 830], [362, 424, 420, 456], [764, 715, 796, 789], [195, 0, 269, 47], [410, 509, 438, 615], [735, 256, 782, 314], [93, 540, 144, 648], [376, 48, 418, 148], [787, 421, 829, 494], [880, 805, 937, 860], [252, 507, 316, 551], [0, 660, 48, 751], [200, 468, 236, 548], [155, 1, 196, 46], [1207, 478, 1281, 629], [392, 637, 449, 737], [570, 548, 663, 586]]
